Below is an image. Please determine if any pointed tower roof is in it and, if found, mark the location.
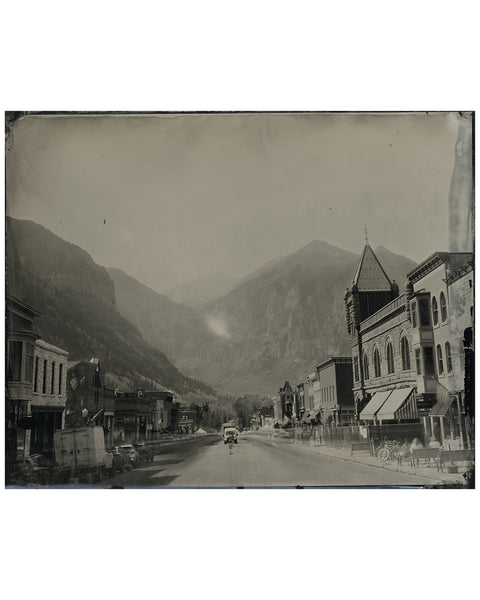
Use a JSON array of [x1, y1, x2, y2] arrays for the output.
[[353, 244, 393, 291]]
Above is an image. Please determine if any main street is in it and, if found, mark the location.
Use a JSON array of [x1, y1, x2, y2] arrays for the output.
[[95, 433, 437, 488]]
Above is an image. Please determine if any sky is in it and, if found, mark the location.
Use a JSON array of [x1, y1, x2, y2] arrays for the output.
[[6, 112, 473, 294]]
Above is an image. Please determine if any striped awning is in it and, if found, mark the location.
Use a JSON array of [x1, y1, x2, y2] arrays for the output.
[[376, 387, 416, 421], [359, 391, 392, 421]]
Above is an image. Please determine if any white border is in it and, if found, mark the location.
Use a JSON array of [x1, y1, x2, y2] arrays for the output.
[[2, 2, 478, 599]]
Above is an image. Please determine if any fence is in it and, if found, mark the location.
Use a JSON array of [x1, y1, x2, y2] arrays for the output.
[[322, 425, 365, 448], [367, 423, 425, 445]]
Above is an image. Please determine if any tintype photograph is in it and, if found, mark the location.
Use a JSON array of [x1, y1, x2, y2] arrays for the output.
[[5, 111, 474, 489]]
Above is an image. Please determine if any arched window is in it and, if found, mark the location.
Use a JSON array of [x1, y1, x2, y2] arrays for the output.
[[401, 337, 411, 371], [445, 342, 452, 373], [363, 353, 370, 380], [386, 342, 394, 374], [432, 296, 438, 325], [437, 344, 444, 374], [440, 292, 447, 322], [373, 348, 381, 378]]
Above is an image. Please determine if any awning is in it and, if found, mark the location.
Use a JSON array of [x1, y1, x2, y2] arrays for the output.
[[429, 395, 455, 417], [359, 391, 392, 421], [376, 387, 416, 421]]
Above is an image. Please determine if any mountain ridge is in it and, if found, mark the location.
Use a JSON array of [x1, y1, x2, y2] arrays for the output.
[[6, 217, 217, 400], [109, 236, 417, 395]]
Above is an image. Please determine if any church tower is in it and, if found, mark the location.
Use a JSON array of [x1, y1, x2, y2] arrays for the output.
[[345, 242, 399, 334], [344, 236, 399, 419]]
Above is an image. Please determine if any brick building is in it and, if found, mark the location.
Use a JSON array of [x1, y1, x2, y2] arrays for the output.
[[65, 359, 115, 444], [315, 357, 354, 426]]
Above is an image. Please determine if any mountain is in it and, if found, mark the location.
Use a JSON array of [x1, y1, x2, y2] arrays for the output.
[[374, 246, 418, 287], [6, 217, 216, 400], [107, 267, 218, 363], [166, 271, 239, 307], [109, 239, 417, 396]]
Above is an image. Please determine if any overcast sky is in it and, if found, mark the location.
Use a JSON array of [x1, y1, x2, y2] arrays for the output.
[[6, 112, 472, 294]]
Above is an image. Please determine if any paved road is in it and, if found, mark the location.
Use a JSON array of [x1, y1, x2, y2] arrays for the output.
[[96, 434, 434, 488]]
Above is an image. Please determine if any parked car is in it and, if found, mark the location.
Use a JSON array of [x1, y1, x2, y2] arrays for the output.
[[110, 447, 133, 472], [133, 442, 154, 464], [118, 444, 140, 467]]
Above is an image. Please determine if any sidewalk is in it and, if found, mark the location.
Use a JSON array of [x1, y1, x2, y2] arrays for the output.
[[306, 442, 468, 487], [248, 433, 469, 486]]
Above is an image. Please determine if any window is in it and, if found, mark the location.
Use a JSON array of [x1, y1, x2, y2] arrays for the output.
[[423, 347, 435, 375], [51, 362, 56, 394], [8, 341, 23, 381], [440, 292, 447, 322], [445, 342, 452, 373], [374, 348, 381, 378], [436, 345, 444, 375], [25, 343, 34, 383], [386, 342, 394, 374], [411, 301, 418, 327], [415, 349, 422, 375], [42, 359, 48, 394], [363, 354, 370, 380], [34, 356, 40, 392], [59, 363, 63, 394], [432, 296, 438, 325], [401, 337, 411, 371], [354, 356, 359, 382], [419, 297, 431, 326]]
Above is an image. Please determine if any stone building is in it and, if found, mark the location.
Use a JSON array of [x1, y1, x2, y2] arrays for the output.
[[344, 243, 474, 447], [344, 243, 405, 421]]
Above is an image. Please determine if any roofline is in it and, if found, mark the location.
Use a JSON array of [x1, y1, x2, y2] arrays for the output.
[[352, 244, 393, 289], [6, 295, 43, 317], [316, 356, 353, 371], [35, 339, 69, 356], [407, 251, 473, 283]]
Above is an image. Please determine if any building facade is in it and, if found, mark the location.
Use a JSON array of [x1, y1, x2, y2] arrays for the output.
[[6, 296, 69, 463], [316, 357, 355, 425], [345, 245, 474, 447], [407, 252, 474, 448], [273, 381, 297, 426], [30, 340, 69, 456]]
